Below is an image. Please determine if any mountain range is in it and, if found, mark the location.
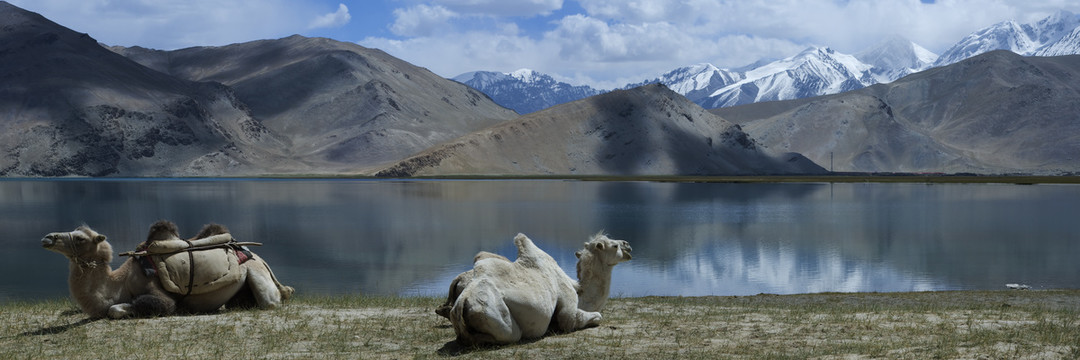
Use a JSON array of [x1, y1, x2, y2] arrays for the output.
[[451, 69, 603, 114], [2, 1, 1078, 177], [0, 1, 515, 176], [0, 1, 812, 177], [936, 10, 1080, 65], [375, 84, 824, 177], [459, 10, 1080, 114], [711, 50, 1080, 175]]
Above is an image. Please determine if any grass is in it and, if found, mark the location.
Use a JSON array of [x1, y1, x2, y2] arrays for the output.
[[1, 290, 1078, 359]]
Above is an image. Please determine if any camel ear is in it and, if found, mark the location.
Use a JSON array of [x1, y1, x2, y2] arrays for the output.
[[94, 235, 106, 243], [594, 242, 605, 251]]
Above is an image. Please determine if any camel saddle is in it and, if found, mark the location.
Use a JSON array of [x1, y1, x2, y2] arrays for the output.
[[133, 234, 255, 296]]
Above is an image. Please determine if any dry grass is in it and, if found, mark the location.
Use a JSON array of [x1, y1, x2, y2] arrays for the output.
[[2, 291, 1078, 359]]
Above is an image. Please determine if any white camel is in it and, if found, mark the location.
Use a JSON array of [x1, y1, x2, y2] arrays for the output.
[[40, 222, 293, 319], [445, 232, 632, 345]]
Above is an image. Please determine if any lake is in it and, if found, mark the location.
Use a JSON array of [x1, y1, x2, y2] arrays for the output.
[[2, 179, 1077, 302]]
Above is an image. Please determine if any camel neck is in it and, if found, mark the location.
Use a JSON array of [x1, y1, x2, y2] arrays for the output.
[[67, 258, 125, 318], [576, 256, 613, 313]]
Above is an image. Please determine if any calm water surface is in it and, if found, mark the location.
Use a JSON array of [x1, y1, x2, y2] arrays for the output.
[[2, 179, 1077, 301]]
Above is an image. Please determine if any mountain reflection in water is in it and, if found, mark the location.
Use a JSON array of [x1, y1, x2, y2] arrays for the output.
[[2, 179, 1077, 301]]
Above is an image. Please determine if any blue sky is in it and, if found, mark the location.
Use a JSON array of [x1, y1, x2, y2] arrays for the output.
[[10, 0, 1080, 88]]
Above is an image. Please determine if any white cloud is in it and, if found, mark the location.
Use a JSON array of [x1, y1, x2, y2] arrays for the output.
[[434, 0, 563, 17], [390, 5, 458, 37], [547, 14, 692, 62], [573, 0, 1077, 54], [7, 0, 322, 49], [309, 3, 351, 29]]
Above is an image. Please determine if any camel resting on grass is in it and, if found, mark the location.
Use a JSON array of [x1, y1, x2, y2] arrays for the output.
[[443, 232, 632, 345], [40, 221, 293, 319]]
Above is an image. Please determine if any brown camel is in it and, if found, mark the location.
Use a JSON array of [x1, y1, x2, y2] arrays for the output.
[[41, 221, 293, 319]]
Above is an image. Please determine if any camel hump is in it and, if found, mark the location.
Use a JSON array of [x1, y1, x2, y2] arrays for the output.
[[143, 233, 235, 254]]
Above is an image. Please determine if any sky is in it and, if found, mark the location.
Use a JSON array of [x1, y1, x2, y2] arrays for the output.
[[10, 0, 1080, 89]]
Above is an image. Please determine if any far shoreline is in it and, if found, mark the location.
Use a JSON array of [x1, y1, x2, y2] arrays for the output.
[[4, 173, 1080, 184]]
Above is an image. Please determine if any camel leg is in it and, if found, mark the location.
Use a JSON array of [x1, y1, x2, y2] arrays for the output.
[[554, 305, 602, 333], [251, 254, 294, 301], [450, 280, 522, 345], [130, 288, 177, 317], [107, 303, 135, 319], [246, 262, 283, 309]]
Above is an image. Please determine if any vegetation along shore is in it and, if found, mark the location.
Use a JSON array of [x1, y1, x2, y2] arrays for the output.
[[2, 290, 1078, 359]]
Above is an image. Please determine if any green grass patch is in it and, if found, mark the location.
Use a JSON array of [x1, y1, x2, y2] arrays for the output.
[[2, 291, 1078, 359]]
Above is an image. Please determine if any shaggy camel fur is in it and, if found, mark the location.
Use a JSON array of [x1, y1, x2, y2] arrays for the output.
[[41, 222, 294, 319], [444, 232, 632, 345]]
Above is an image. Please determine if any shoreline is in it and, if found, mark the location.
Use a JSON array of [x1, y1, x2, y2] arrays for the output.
[[3, 290, 1078, 358], [5, 174, 1080, 184]]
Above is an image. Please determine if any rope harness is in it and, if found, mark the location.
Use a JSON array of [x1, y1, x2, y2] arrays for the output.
[[121, 239, 262, 297], [61, 231, 101, 271]]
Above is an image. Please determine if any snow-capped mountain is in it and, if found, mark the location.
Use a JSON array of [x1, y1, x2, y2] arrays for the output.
[[856, 35, 938, 83], [1035, 24, 1080, 56], [623, 63, 743, 104], [936, 10, 1080, 66], [452, 69, 603, 114], [700, 47, 877, 108], [458, 10, 1080, 113]]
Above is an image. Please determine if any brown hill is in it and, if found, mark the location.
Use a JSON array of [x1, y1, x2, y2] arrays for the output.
[[376, 84, 825, 176], [0, 1, 287, 176], [712, 50, 1080, 174], [111, 35, 518, 170]]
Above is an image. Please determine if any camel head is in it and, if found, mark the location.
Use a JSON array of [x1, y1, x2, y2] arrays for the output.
[[577, 232, 632, 266], [41, 226, 113, 266]]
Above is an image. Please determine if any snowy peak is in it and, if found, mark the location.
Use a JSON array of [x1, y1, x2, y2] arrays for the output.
[[453, 69, 603, 114], [626, 63, 743, 103], [508, 68, 542, 83], [857, 35, 938, 83], [1036, 25, 1080, 56], [459, 9, 1080, 114], [701, 46, 876, 108], [452, 71, 512, 88], [1031, 10, 1080, 44], [936, 10, 1080, 66]]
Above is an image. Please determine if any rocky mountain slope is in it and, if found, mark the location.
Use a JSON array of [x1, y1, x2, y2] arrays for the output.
[[452, 69, 603, 114], [375, 84, 825, 177], [111, 36, 518, 169], [0, 1, 286, 176], [711, 50, 1080, 174]]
